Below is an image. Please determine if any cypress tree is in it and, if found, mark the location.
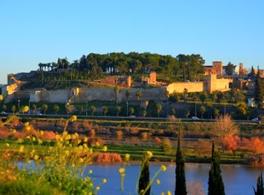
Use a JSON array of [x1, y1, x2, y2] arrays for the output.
[[175, 132, 187, 195], [254, 173, 264, 195], [138, 153, 151, 195], [208, 142, 225, 195], [255, 69, 264, 109]]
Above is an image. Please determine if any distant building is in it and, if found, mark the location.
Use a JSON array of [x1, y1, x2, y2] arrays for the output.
[[141, 71, 157, 85], [239, 63, 248, 76], [167, 74, 233, 94], [204, 61, 223, 76]]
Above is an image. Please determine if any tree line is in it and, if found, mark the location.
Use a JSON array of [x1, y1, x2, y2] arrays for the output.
[[38, 52, 205, 82]]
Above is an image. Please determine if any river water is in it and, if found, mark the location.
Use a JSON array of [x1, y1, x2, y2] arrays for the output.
[[85, 163, 264, 195]]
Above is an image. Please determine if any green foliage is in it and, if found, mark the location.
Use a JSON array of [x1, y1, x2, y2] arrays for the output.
[[169, 93, 180, 103], [199, 105, 206, 118], [11, 105, 16, 113], [89, 105, 96, 115], [156, 103, 162, 117], [208, 143, 225, 195], [129, 107, 135, 116], [146, 100, 157, 117], [115, 106, 122, 116], [136, 90, 142, 101], [255, 74, 264, 109], [177, 54, 205, 81], [175, 134, 187, 195], [53, 104, 60, 114], [102, 106, 108, 116], [254, 173, 264, 195], [41, 104, 48, 114], [23, 52, 206, 90], [225, 62, 236, 76], [0, 173, 63, 195]]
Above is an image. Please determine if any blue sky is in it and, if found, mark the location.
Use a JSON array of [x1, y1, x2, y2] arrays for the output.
[[0, 0, 263, 84]]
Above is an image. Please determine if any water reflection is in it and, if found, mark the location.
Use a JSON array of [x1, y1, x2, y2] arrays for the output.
[[85, 163, 264, 195]]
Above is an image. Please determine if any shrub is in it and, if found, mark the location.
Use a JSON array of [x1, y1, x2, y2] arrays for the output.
[[221, 135, 240, 153], [162, 138, 173, 155], [212, 115, 239, 137]]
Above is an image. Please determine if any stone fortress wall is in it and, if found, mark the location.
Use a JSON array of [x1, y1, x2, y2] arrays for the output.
[[167, 82, 204, 94], [167, 74, 233, 95], [30, 87, 167, 103]]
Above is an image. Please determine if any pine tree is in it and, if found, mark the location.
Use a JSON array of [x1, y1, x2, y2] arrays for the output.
[[208, 142, 225, 195], [138, 154, 150, 195], [175, 131, 187, 195], [254, 173, 264, 195]]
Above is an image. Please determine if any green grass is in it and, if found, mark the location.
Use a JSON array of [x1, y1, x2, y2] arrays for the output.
[[0, 173, 64, 195], [0, 140, 250, 164]]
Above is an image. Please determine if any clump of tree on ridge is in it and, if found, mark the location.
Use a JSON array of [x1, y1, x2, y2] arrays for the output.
[[37, 52, 205, 82]]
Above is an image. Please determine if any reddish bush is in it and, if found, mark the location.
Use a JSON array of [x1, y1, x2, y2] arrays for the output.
[[141, 132, 150, 141], [154, 137, 161, 145], [0, 127, 10, 138], [129, 128, 139, 135], [221, 135, 240, 152], [88, 129, 96, 137], [41, 131, 57, 140], [116, 130, 123, 140], [94, 153, 122, 163], [242, 137, 264, 154]]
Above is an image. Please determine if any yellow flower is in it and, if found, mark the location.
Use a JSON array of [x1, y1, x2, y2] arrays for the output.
[[55, 134, 60, 140], [118, 167, 126, 175], [69, 115, 77, 122], [12, 129, 16, 134], [79, 158, 84, 163], [5, 143, 10, 147], [19, 146, 24, 153], [167, 191, 172, 195], [102, 178, 107, 184], [65, 134, 71, 140], [95, 186, 100, 191], [146, 151, 153, 159], [124, 154, 130, 162], [0, 95, 3, 101], [32, 137, 36, 142], [34, 155, 39, 161], [102, 146, 108, 152], [40, 131, 44, 136], [24, 122, 30, 127], [63, 131, 68, 136], [25, 125, 31, 132], [84, 137, 88, 142], [22, 106, 29, 113], [38, 139, 43, 145], [160, 165, 167, 172], [156, 179, 161, 185]]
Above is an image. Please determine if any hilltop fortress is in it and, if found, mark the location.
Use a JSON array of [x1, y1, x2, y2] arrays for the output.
[[1, 59, 255, 104]]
